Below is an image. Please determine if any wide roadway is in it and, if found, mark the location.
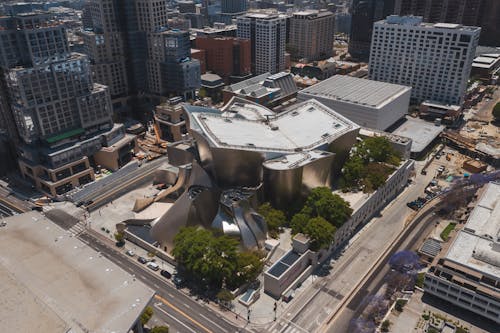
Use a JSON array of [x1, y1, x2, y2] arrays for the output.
[[79, 231, 248, 333]]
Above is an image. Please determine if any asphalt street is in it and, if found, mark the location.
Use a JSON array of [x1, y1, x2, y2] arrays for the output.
[[326, 205, 439, 332], [265, 161, 436, 333], [78, 231, 248, 333]]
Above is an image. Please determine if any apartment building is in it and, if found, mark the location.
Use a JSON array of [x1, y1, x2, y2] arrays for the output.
[[289, 10, 335, 62], [369, 15, 480, 105], [0, 12, 135, 196], [195, 36, 251, 83], [424, 182, 500, 324], [237, 11, 287, 75]]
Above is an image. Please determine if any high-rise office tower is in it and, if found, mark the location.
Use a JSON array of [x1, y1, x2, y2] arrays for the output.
[[159, 30, 201, 100], [349, 0, 395, 61], [81, 0, 185, 114], [394, 0, 500, 46], [369, 16, 480, 105], [79, 0, 131, 114], [221, 0, 248, 13], [237, 11, 287, 75], [0, 12, 136, 196], [289, 10, 335, 61]]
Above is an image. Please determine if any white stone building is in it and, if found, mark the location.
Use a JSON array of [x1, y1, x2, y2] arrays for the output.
[[424, 182, 500, 324], [298, 75, 411, 130], [369, 15, 480, 105], [237, 11, 287, 75]]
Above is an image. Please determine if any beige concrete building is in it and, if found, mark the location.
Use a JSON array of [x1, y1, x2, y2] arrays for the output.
[[19, 157, 95, 197], [154, 98, 188, 142], [289, 10, 335, 61]]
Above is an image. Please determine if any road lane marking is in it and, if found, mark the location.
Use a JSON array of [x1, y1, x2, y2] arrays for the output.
[[154, 304, 197, 333], [154, 294, 213, 333], [197, 312, 229, 333]]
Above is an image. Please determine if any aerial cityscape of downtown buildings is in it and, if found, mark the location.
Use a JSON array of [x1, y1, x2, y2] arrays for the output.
[[0, 1, 499, 333]]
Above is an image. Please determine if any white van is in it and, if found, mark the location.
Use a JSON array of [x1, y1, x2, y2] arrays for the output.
[[147, 262, 160, 271]]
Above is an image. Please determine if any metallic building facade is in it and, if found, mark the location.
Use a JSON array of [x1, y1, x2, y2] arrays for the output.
[[149, 98, 360, 251]]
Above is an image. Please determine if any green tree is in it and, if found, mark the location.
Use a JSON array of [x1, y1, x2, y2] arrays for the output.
[[493, 102, 500, 121], [353, 136, 400, 164], [290, 213, 310, 234], [140, 306, 154, 326], [303, 217, 336, 251], [381, 320, 391, 332], [150, 326, 169, 333], [114, 231, 124, 243], [172, 227, 239, 288], [395, 299, 407, 312], [230, 251, 264, 288], [172, 227, 263, 289], [257, 203, 287, 237], [301, 187, 353, 228], [362, 163, 394, 192], [341, 156, 365, 189], [216, 289, 234, 310]]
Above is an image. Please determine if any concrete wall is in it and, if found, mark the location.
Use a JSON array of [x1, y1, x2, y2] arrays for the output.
[[298, 88, 411, 131], [332, 159, 415, 248], [264, 249, 315, 298], [424, 274, 500, 324]]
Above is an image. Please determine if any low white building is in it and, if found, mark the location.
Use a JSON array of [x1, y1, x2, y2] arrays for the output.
[[298, 75, 411, 130], [424, 182, 500, 324]]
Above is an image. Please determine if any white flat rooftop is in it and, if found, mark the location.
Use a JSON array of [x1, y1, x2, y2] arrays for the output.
[[191, 99, 359, 153], [446, 182, 500, 279], [263, 150, 334, 170], [0, 211, 155, 333], [300, 75, 411, 109], [392, 117, 444, 153]]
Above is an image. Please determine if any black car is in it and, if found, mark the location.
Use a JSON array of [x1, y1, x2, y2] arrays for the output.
[[137, 256, 149, 264], [160, 270, 172, 279]]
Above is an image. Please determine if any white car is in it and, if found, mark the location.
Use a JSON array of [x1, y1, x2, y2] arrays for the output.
[[147, 262, 160, 271], [126, 249, 135, 257]]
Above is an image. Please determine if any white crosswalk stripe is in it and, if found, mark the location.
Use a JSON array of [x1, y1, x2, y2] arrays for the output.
[[68, 221, 86, 236], [267, 320, 304, 333]]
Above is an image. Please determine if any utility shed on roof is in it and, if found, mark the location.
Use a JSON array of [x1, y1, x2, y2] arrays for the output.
[[298, 75, 411, 130]]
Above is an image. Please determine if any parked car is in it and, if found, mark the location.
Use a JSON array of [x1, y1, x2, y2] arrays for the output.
[[126, 250, 135, 257], [147, 262, 160, 271], [137, 256, 149, 264], [173, 276, 184, 287], [160, 270, 172, 279]]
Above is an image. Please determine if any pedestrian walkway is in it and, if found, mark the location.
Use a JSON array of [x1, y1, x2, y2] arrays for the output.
[[68, 220, 86, 236]]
